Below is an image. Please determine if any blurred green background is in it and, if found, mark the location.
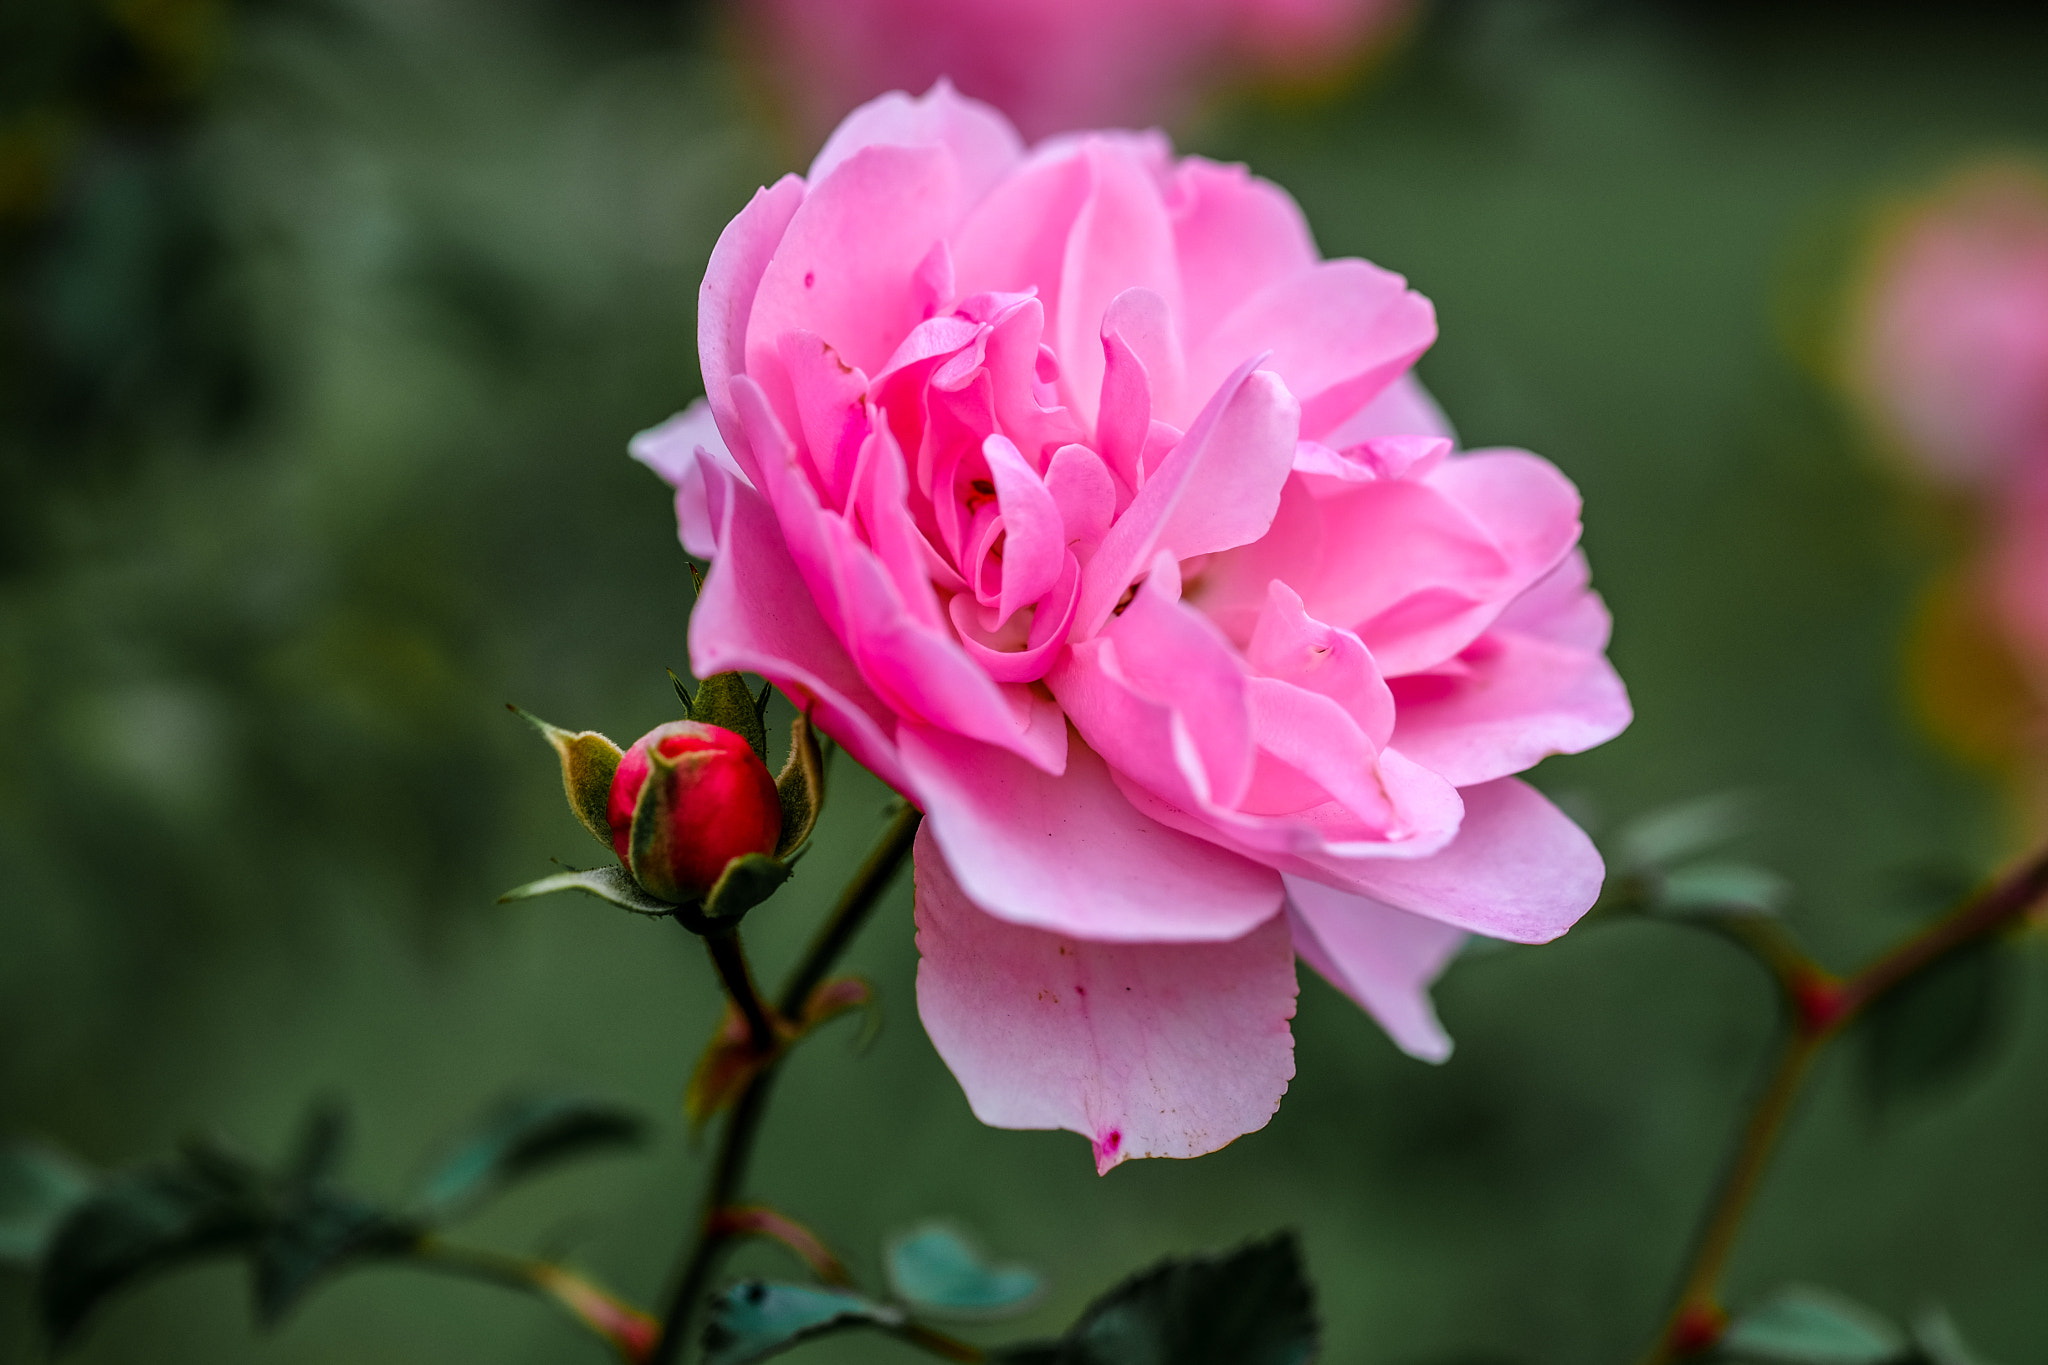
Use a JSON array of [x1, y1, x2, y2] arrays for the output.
[[4, 0, 2046, 1360]]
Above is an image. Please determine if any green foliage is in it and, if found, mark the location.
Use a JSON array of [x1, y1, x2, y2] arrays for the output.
[[700, 1281, 901, 1365], [1858, 936, 2015, 1116], [702, 853, 796, 924], [499, 864, 678, 917], [410, 1094, 646, 1223], [997, 1233, 1318, 1365], [884, 1223, 1041, 1318], [772, 711, 826, 861], [1599, 793, 1787, 922], [687, 673, 770, 764], [1720, 1287, 1906, 1364], [0, 1144, 96, 1266]]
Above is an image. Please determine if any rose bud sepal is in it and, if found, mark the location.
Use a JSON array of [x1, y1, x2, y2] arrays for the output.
[[676, 668, 770, 764], [691, 708, 827, 926], [506, 705, 622, 852]]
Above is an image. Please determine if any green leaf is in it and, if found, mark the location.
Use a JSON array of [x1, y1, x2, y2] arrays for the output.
[[1656, 862, 1790, 917], [499, 864, 676, 916], [1910, 1307, 1998, 1365], [411, 1094, 646, 1223], [703, 852, 795, 924], [0, 1143, 97, 1265], [1616, 792, 1754, 870], [885, 1223, 1041, 1318], [37, 1143, 269, 1346], [689, 672, 769, 763], [281, 1099, 349, 1190], [772, 710, 826, 859], [253, 1187, 414, 1325], [998, 1232, 1317, 1365], [1722, 1287, 1905, 1364], [1859, 935, 2014, 1115], [510, 706, 622, 852], [701, 1280, 900, 1365]]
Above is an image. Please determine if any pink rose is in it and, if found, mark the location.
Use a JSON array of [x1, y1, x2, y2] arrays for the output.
[[636, 85, 1630, 1171], [741, 0, 1413, 145], [1850, 166, 2048, 694]]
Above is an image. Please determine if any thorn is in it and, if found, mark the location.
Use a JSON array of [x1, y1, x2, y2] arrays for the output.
[[686, 561, 705, 597]]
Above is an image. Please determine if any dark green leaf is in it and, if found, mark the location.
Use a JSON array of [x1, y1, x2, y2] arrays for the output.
[[1721, 1287, 1905, 1364], [499, 865, 676, 916], [1000, 1232, 1317, 1365], [0, 1143, 97, 1265], [37, 1147, 268, 1345], [253, 1187, 414, 1325], [885, 1223, 1041, 1318], [411, 1093, 645, 1222], [1616, 793, 1753, 871], [701, 1280, 900, 1365], [281, 1099, 349, 1190], [1859, 936, 2014, 1115]]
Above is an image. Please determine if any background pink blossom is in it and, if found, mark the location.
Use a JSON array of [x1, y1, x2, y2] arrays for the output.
[[740, 0, 1414, 145], [640, 84, 1629, 1170]]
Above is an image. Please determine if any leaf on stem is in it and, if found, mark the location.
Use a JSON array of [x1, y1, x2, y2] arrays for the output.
[[995, 1232, 1317, 1365], [710, 1206, 849, 1283], [1720, 1287, 1905, 1364], [885, 1222, 1041, 1318], [1910, 1307, 2000, 1365], [1656, 863, 1790, 918], [499, 865, 677, 917], [0, 1143, 97, 1265], [1616, 793, 1755, 871], [1858, 935, 2014, 1116], [510, 706, 623, 852], [254, 1188, 413, 1325], [411, 1094, 646, 1224], [37, 1139, 270, 1345], [701, 1280, 901, 1365]]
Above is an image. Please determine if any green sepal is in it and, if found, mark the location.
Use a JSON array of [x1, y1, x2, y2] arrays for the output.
[[688, 672, 769, 763], [773, 710, 826, 859], [704, 853, 796, 924], [509, 706, 621, 852], [498, 865, 676, 917]]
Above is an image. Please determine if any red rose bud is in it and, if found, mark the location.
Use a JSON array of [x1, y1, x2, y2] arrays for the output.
[[608, 721, 782, 903]]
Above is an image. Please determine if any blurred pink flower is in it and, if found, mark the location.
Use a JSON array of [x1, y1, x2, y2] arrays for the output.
[[1852, 167, 2048, 704], [637, 85, 1629, 1170], [741, 0, 1414, 145]]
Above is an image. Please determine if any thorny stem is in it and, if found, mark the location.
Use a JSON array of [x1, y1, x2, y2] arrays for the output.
[[1638, 842, 2048, 1364], [650, 803, 924, 1365]]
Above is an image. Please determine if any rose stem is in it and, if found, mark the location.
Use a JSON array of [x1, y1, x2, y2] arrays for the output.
[[1637, 841, 2048, 1364], [650, 803, 923, 1365]]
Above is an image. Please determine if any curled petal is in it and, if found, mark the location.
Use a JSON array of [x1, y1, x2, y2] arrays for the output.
[[914, 824, 1297, 1173], [807, 79, 1023, 210], [629, 401, 745, 559], [700, 175, 805, 477]]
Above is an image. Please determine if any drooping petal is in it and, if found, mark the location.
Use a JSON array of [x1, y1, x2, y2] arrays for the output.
[[898, 723, 1283, 943], [914, 825, 1297, 1173], [807, 81, 1023, 210], [699, 175, 805, 475], [1286, 878, 1465, 1063], [629, 401, 745, 559], [1189, 259, 1437, 442], [688, 456, 908, 793], [1340, 777, 1604, 944]]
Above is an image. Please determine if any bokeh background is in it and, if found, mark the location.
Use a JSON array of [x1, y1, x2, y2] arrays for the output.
[[4, 0, 2047, 1360]]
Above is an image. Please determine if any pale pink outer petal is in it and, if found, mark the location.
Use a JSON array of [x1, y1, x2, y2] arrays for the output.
[[1321, 371, 1456, 446], [700, 176, 805, 474], [629, 400, 743, 559], [914, 824, 1298, 1174], [1054, 139, 1184, 433], [807, 81, 1024, 209], [1168, 157, 1319, 353], [687, 457, 909, 793], [898, 723, 1285, 943], [1338, 776, 1603, 943], [1285, 877, 1464, 1063]]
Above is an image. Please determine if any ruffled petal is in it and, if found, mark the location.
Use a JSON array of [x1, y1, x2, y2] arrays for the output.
[[629, 400, 745, 559], [807, 80, 1023, 210], [914, 824, 1297, 1173], [898, 723, 1284, 943], [1286, 877, 1465, 1063], [1168, 157, 1319, 359]]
